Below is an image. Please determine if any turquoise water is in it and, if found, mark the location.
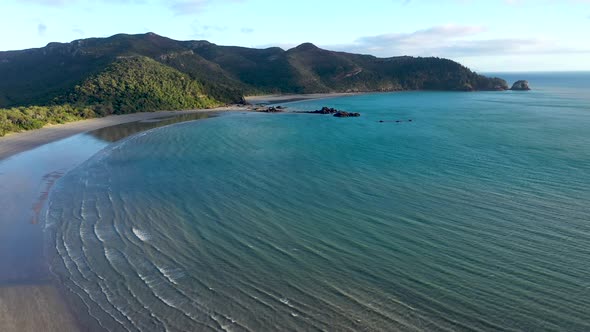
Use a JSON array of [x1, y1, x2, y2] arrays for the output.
[[46, 75, 590, 331]]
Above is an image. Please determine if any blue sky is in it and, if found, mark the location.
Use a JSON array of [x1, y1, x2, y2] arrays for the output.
[[1, 0, 589, 71]]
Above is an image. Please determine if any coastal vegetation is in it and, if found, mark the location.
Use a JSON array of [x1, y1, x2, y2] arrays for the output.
[[60, 56, 220, 114], [0, 105, 95, 136], [0, 56, 220, 136], [0, 32, 510, 136]]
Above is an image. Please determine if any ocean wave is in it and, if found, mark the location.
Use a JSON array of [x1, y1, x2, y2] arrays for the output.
[[155, 264, 184, 285], [132, 227, 151, 242]]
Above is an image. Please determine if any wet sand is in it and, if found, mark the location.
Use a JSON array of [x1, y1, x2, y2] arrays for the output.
[[0, 107, 242, 161], [0, 110, 233, 332], [0, 94, 358, 161], [0, 284, 79, 332]]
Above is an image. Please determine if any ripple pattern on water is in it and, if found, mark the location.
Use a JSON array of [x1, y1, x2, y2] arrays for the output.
[[46, 89, 590, 331]]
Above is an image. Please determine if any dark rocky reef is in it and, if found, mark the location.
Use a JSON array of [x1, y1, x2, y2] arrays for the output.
[[511, 80, 531, 91], [333, 111, 360, 118], [300, 106, 360, 117], [304, 106, 340, 114], [379, 119, 413, 123], [253, 105, 285, 113]]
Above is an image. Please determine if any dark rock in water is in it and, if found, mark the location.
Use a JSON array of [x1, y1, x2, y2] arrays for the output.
[[300, 106, 360, 117], [255, 106, 284, 113], [379, 119, 413, 123], [305, 106, 339, 114], [267, 106, 283, 113], [301, 106, 361, 118], [511, 80, 531, 91], [333, 111, 360, 118]]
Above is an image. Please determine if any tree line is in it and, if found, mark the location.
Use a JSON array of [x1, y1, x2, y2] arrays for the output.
[[0, 56, 221, 137]]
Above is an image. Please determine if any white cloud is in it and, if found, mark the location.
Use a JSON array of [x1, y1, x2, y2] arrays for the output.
[[72, 27, 85, 37], [355, 25, 485, 49], [18, 0, 237, 13], [166, 0, 245, 14], [37, 23, 48, 36], [328, 24, 590, 58], [22, 0, 71, 4]]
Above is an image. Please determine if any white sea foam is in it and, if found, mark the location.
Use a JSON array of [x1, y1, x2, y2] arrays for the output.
[[132, 227, 151, 242], [62, 235, 89, 280], [210, 314, 231, 332], [279, 296, 298, 310], [61, 262, 133, 332], [80, 226, 92, 242], [94, 223, 111, 243], [155, 265, 184, 285], [159, 295, 177, 308], [104, 247, 120, 265]]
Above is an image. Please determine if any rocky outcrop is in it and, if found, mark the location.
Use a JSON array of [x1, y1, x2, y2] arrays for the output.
[[304, 106, 339, 114], [511, 80, 531, 91], [253, 106, 285, 113], [300, 106, 361, 117], [333, 111, 360, 118]]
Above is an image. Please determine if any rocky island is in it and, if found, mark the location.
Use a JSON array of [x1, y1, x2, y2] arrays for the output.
[[511, 80, 531, 91]]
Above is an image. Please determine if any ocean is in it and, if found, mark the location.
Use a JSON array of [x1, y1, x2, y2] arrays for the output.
[[45, 72, 590, 331]]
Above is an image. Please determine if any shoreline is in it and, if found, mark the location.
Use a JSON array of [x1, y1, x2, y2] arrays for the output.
[[0, 283, 80, 332], [0, 108, 237, 332], [0, 106, 243, 161], [0, 92, 355, 161], [0, 93, 351, 332], [245, 92, 360, 105]]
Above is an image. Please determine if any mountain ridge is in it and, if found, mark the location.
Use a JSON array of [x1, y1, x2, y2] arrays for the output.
[[0, 32, 508, 110]]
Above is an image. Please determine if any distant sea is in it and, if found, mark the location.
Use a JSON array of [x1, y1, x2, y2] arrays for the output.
[[46, 72, 590, 331]]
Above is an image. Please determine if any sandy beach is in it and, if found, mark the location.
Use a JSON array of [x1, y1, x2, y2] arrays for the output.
[[0, 284, 79, 332], [0, 107, 245, 161], [0, 106, 241, 332], [1, 93, 354, 161]]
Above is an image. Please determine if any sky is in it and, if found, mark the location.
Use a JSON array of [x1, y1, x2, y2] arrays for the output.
[[1, 0, 589, 72]]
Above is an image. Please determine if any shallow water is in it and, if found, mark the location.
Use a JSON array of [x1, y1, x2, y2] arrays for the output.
[[0, 112, 214, 285], [88, 112, 212, 142], [46, 74, 590, 331], [0, 134, 107, 284]]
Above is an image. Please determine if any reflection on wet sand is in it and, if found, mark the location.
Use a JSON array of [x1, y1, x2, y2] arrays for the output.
[[0, 111, 216, 284], [88, 112, 213, 142], [0, 110, 223, 332], [31, 171, 64, 225]]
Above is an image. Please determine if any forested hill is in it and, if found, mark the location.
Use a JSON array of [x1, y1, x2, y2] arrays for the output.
[[0, 32, 508, 110]]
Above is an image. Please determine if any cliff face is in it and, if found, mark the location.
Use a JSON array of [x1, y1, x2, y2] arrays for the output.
[[0, 32, 509, 109]]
